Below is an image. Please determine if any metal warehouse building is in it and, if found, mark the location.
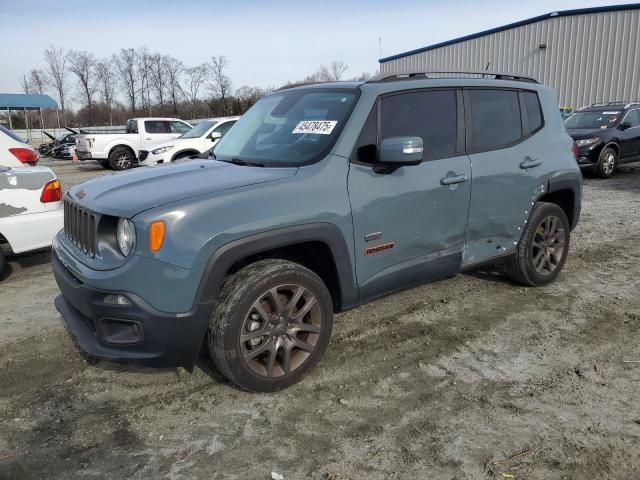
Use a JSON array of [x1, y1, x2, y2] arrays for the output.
[[379, 4, 640, 108]]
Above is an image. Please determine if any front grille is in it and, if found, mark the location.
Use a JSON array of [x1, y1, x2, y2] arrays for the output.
[[139, 150, 149, 161], [63, 200, 98, 257]]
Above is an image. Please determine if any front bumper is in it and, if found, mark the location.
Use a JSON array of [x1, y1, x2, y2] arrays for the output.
[[52, 251, 212, 369]]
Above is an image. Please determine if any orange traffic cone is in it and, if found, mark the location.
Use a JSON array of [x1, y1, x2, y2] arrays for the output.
[[72, 149, 79, 163]]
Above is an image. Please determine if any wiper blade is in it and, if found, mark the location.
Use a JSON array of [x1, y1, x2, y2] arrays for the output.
[[221, 158, 265, 167]]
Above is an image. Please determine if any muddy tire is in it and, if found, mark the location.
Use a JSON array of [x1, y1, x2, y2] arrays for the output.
[[0, 249, 5, 277], [505, 202, 570, 286], [596, 147, 617, 178], [208, 259, 333, 392], [109, 147, 134, 170]]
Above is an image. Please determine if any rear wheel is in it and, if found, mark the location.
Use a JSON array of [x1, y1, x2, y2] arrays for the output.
[[505, 202, 570, 286], [596, 147, 617, 178], [208, 259, 334, 392], [109, 147, 134, 170]]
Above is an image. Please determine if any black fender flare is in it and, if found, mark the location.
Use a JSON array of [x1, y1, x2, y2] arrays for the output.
[[546, 175, 582, 230], [171, 149, 201, 161], [195, 223, 359, 311]]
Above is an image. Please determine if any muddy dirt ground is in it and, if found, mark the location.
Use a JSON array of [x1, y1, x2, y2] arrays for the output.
[[1, 160, 639, 479]]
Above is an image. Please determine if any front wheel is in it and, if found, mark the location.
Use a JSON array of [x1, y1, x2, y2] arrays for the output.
[[596, 147, 617, 178], [109, 148, 134, 170], [208, 259, 334, 392], [505, 202, 570, 286]]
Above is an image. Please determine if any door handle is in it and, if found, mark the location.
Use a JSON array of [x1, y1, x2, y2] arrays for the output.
[[440, 174, 468, 186], [519, 156, 542, 169]]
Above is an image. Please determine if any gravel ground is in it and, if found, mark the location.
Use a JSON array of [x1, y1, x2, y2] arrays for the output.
[[1, 159, 639, 480]]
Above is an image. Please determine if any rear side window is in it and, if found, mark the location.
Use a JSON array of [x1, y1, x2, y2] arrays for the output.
[[522, 91, 543, 134], [380, 90, 458, 161], [625, 110, 640, 127], [468, 89, 522, 151]]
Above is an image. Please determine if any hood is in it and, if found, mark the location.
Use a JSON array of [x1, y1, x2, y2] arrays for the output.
[[143, 137, 189, 152], [565, 128, 606, 140], [67, 160, 298, 218]]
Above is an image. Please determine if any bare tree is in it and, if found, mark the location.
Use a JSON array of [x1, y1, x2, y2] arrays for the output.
[[164, 56, 183, 116], [329, 60, 348, 81], [67, 50, 99, 124], [181, 64, 208, 117], [43, 45, 68, 122], [29, 69, 47, 94], [113, 48, 138, 113], [20, 75, 31, 94], [96, 59, 117, 125], [137, 47, 152, 115], [235, 86, 264, 112], [149, 52, 167, 108], [209, 56, 232, 115]]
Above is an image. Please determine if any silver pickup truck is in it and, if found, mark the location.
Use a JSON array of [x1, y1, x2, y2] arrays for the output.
[[75, 118, 192, 170]]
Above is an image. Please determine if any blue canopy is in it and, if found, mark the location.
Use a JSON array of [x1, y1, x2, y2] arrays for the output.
[[0, 93, 58, 110]]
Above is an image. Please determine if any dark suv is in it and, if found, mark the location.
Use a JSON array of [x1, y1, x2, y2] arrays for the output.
[[565, 101, 640, 178]]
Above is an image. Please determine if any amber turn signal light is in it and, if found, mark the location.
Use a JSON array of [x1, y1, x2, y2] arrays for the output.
[[149, 221, 165, 252]]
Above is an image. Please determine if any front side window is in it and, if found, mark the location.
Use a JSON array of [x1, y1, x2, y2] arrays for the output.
[[145, 121, 170, 134], [180, 121, 214, 139], [213, 89, 358, 167], [213, 121, 236, 136], [564, 110, 621, 129], [468, 89, 522, 151], [171, 121, 191, 134], [379, 90, 458, 161]]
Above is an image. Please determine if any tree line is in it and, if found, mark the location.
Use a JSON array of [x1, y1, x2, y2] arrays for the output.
[[18, 45, 372, 128]]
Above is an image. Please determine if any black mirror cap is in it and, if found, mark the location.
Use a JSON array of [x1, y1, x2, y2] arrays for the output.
[[619, 122, 632, 131]]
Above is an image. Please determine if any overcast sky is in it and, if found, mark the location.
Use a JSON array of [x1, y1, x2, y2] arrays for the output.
[[0, 0, 627, 101]]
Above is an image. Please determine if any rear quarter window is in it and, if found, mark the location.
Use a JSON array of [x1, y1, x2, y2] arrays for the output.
[[521, 91, 543, 134]]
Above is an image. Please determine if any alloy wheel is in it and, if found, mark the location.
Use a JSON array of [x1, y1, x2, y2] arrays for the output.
[[240, 284, 322, 378], [115, 153, 131, 169], [531, 215, 566, 275], [602, 152, 615, 175]]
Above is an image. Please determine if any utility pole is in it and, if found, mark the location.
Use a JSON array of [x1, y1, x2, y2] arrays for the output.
[[379, 37, 382, 59]]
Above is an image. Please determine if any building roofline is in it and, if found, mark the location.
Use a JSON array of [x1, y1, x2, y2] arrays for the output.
[[379, 3, 640, 63]]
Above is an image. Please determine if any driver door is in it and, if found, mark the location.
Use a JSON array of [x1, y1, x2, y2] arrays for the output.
[[347, 89, 471, 300]]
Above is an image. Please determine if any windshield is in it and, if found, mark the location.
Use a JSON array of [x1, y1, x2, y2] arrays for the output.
[[180, 121, 215, 139], [564, 111, 621, 129], [213, 89, 358, 166], [0, 125, 27, 144]]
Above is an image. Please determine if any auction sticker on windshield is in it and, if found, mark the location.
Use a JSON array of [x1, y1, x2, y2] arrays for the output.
[[292, 120, 337, 135]]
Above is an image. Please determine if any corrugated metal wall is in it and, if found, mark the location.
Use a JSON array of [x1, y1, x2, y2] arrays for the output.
[[380, 9, 640, 108]]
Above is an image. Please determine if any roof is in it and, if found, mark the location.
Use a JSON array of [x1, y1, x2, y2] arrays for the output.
[[277, 81, 364, 91], [0, 93, 58, 110], [379, 3, 640, 63]]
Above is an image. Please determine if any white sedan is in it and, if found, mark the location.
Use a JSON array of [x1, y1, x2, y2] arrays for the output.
[[0, 165, 63, 274], [138, 116, 238, 166], [0, 125, 40, 167]]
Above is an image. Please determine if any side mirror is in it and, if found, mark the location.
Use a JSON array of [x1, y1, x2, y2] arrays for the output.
[[619, 122, 632, 131], [210, 131, 222, 141], [378, 137, 423, 165]]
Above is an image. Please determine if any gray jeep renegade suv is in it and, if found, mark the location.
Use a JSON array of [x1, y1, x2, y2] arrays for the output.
[[53, 71, 582, 392]]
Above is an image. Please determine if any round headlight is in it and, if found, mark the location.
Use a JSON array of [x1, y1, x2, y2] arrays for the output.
[[117, 218, 136, 256]]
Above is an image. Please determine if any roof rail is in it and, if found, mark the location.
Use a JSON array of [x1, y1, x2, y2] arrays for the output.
[[590, 100, 640, 108], [625, 101, 640, 109], [367, 70, 538, 84]]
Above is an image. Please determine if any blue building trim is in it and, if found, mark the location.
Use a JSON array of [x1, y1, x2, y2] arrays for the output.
[[379, 3, 640, 63]]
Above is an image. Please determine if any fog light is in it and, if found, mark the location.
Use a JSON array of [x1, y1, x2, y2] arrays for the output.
[[103, 294, 131, 305]]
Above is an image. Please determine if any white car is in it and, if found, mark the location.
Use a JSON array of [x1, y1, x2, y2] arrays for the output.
[[75, 117, 193, 170], [137, 117, 239, 166], [0, 165, 63, 274], [0, 125, 40, 167]]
